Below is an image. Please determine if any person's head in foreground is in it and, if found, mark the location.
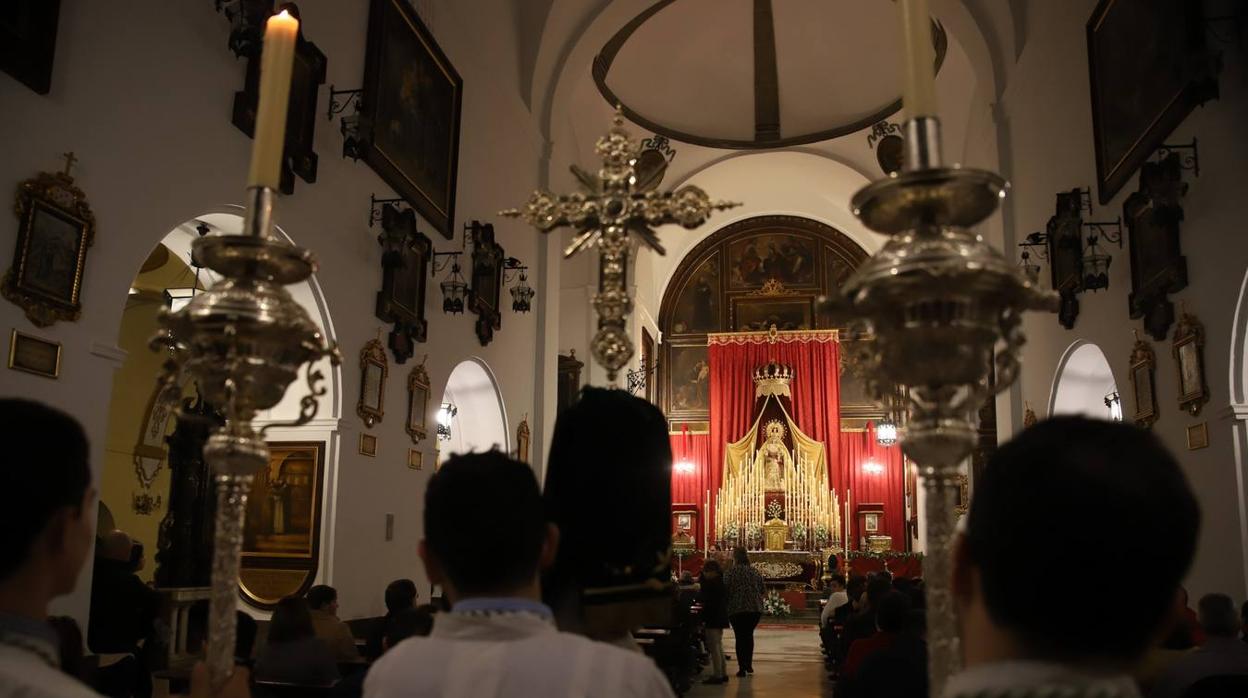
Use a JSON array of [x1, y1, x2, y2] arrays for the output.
[[420, 450, 556, 605], [0, 399, 95, 612], [953, 417, 1199, 680]]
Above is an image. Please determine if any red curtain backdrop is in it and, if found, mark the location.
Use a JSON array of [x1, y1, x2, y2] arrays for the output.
[[707, 332, 841, 539], [839, 422, 906, 549], [670, 432, 712, 547]]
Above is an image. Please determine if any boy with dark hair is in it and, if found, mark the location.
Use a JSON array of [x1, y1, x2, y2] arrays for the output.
[[0, 399, 246, 697], [947, 417, 1200, 697], [364, 450, 673, 697]]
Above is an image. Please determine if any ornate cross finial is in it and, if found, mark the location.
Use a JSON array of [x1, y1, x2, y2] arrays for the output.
[[61, 151, 78, 178], [502, 110, 740, 381]]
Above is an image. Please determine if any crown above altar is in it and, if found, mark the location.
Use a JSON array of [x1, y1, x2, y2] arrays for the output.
[[753, 361, 794, 398]]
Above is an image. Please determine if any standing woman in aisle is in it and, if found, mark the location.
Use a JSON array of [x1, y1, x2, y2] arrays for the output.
[[724, 547, 765, 677], [698, 560, 730, 684]]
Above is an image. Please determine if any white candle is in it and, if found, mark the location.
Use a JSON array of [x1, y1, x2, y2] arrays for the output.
[[899, 0, 937, 119], [247, 10, 300, 189]]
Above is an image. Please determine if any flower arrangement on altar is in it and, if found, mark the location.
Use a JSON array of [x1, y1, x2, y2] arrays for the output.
[[766, 500, 783, 520], [763, 590, 792, 617], [814, 523, 829, 549], [745, 522, 762, 548], [791, 521, 807, 546]]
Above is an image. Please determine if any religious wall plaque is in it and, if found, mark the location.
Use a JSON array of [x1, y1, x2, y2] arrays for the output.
[[1171, 306, 1208, 416], [358, 338, 388, 427], [3, 157, 95, 327], [1129, 332, 1158, 429], [1125, 154, 1188, 340]]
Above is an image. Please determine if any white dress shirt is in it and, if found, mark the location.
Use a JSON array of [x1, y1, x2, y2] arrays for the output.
[[0, 613, 100, 698], [364, 599, 675, 698], [821, 590, 849, 626]]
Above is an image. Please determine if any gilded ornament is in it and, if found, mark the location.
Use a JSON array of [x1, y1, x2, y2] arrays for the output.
[[503, 110, 739, 381]]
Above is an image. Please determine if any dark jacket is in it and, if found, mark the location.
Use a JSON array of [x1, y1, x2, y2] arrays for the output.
[[87, 558, 159, 653], [698, 577, 729, 629]]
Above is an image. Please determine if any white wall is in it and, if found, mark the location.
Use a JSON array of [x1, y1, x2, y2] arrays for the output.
[[0, 0, 544, 621], [1004, 0, 1248, 599]]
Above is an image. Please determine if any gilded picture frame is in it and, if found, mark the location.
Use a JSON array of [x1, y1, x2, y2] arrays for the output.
[[1186, 423, 1209, 451], [2, 167, 95, 327], [358, 338, 388, 427], [359, 432, 378, 457], [1129, 333, 1158, 429], [406, 357, 430, 444], [7, 328, 61, 379], [515, 416, 531, 464], [407, 447, 423, 470], [239, 441, 325, 609], [1172, 307, 1208, 417]]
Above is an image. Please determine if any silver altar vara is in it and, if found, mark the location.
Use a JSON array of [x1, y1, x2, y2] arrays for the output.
[[831, 116, 1058, 693], [153, 187, 339, 690]]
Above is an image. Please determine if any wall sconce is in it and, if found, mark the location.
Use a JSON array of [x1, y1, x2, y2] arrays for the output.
[[1080, 218, 1123, 293], [436, 402, 457, 441], [674, 459, 695, 474], [1017, 249, 1041, 284], [369, 194, 414, 265], [327, 85, 364, 161], [1104, 390, 1123, 422], [626, 357, 657, 397], [503, 257, 534, 313], [862, 459, 884, 476], [439, 260, 468, 314], [214, 0, 274, 58], [875, 419, 898, 447]]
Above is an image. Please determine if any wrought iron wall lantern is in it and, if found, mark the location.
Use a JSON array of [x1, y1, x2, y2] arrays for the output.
[[431, 224, 472, 315], [327, 85, 364, 161], [626, 357, 657, 397], [162, 223, 211, 314], [1104, 390, 1123, 422], [503, 257, 533, 313], [214, 0, 274, 58], [436, 401, 457, 441], [1079, 218, 1123, 293]]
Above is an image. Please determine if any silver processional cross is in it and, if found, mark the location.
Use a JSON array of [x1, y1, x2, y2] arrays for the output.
[[503, 111, 739, 383]]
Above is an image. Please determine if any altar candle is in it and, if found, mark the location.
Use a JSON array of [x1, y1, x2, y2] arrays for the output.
[[247, 10, 300, 189], [899, 0, 937, 119]]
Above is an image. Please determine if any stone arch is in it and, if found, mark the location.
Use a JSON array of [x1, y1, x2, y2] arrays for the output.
[[438, 358, 510, 463], [1048, 340, 1120, 421]]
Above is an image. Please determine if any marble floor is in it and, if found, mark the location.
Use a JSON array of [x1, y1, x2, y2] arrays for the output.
[[685, 625, 833, 697]]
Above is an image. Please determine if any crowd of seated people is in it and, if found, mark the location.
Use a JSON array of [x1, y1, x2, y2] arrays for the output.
[[7, 401, 1248, 697]]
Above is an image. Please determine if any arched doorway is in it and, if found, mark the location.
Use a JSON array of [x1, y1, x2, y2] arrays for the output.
[[94, 212, 340, 605], [1049, 341, 1121, 421], [438, 358, 509, 465], [656, 214, 875, 428]]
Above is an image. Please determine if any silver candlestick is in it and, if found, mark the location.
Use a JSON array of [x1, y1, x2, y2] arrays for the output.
[[832, 116, 1057, 694], [153, 186, 340, 690]]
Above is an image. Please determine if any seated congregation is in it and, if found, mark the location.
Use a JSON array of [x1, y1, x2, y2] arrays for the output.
[[3, 400, 1248, 698]]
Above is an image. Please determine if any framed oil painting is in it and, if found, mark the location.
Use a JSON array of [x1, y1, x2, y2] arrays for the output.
[[358, 338, 388, 427], [1186, 423, 1208, 451], [726, 233, 817, 290], [375, 204, 431, 363], [1086, 0, 1218, 204], [1172, 307, 1208, 416], [731, 297, 814, 332], [361, 0, 463, 238], [667, 344, 710, 415], [239, 441, 324, 608], [1129, 333, 1158, 429], [669, 252, 720, 335], [3, 167, 95, 327], [0, 0, 61, 95], [407, 447, 423, 470], [359, 433, 378, 457]]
